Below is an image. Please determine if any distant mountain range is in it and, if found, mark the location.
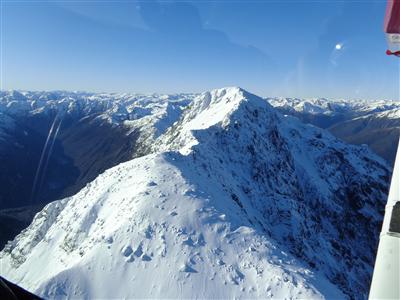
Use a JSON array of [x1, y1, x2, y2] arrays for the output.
[[0, 88, 391, 299], [268, 97, 400, 165]]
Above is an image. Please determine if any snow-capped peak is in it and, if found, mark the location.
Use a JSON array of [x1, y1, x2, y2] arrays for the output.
[[0, 87, 391, 299], [158, 87, 274, 154], [182, 87, 261, 129]]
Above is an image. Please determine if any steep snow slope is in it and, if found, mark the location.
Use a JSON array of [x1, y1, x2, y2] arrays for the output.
[[0, 153, 342, 299], [0, 88, 390, 299]]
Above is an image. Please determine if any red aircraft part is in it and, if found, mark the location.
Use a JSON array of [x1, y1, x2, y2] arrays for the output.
[[384, 0, 400, 33], [386, 49, 400, 56]]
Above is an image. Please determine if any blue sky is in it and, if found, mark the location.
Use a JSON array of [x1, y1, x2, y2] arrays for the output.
[[1, 0, 399, 100]]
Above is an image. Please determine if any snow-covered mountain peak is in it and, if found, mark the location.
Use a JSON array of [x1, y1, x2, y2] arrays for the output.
[[0, 87, 392, 299], [183, 87, 264, 127], [158, 87, 275, 154]]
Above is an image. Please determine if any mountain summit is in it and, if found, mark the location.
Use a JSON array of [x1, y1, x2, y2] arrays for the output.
[[0, 87, 390, 299]]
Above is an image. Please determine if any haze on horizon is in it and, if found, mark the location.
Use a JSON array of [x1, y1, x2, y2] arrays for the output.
[[1, 0, 399, 100]]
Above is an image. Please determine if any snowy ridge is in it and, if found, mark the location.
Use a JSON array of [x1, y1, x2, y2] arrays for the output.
[[360, 108, 400, 120], [268, 96, 400, 165], [0, 90, 196, 250], [0, 90, 195, 165], [156, 87, 262, 154], [0, 87, 391, 299], [0, 90, 195, 133], [267, 96, 400, 116], [0, 153, 340, 299]]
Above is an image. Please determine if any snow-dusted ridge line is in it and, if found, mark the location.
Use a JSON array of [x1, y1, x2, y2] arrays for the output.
[[267, 95, 400, 116], [0, 89, 197, 127], [2, 89, 398, 124], [0, 87, 391, 299], [268, 94, 400, 165], [0, 90, 197, 152]]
